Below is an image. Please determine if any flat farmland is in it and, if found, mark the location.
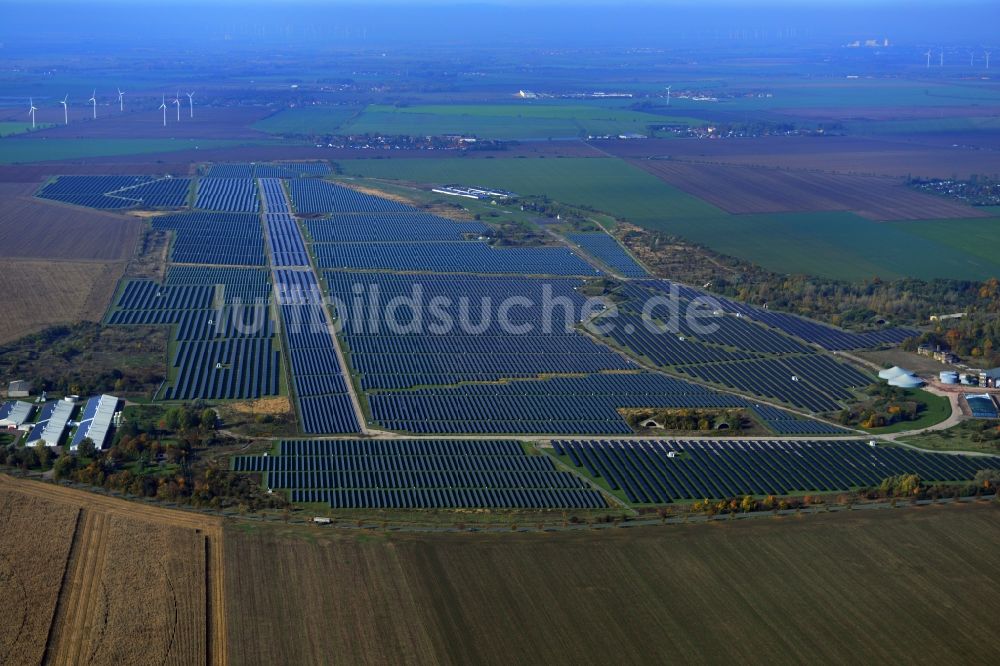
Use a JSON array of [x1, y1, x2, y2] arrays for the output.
[[341, 158, 1000, 281], [255, 107, 363, 135], [630, 159, 986, 220], [0, 138, 266, 165], [597, 135, 1000, 179], [225, 503, 999, 665], [1, 107, 273, 140], [0, 182, 140, 261], [0, 475, 226, 666], [0, 259, 122, 344]]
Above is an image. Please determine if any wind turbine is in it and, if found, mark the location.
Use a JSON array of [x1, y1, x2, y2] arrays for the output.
[[159, 95, 167, 127], [88, 90, 97, 119], [186, 91, 194, 118], [986, 51, 992, 70], [60, 95, 69, 125], [924, 50, 932, 68], [665, 85, 671, 106], [940, 49, 945, 67], [172, 91, 181, 122], [969, 50, 976, 67], [28, 98, 37, 129], [117, 88, 125, 112]]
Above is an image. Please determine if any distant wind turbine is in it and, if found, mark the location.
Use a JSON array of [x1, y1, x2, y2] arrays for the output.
[[117, 88, 125, 112], [940, 49, 945, 67], [665, 85, 671, 106], [969, 50, 976, 67], [172, 92, 181, 122], [28, 98, 37, 129], [88, 90, 97, 119], [60, 95, 69, 125], [186, 91, 195, 118], [924, 49, 932, 68], [986, 51, 993, 70], [159, 95, 167, 127]]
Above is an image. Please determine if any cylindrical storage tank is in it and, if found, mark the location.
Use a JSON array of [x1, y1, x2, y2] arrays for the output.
[[940, 371, 959, 384]]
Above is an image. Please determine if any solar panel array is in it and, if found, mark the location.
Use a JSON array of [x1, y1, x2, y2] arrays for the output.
[[553, 439, 1000, 504], [637, 279, 917, 351], [107, 271, 282, 401], [275, 269, 360, 434], [232, 439, 606, 509], [288, 178, 414, 213], [194, 178, 260, 212], [151, 212, 266, 266], [316, 241, 600, 276], [205, 162, 330, 179], [26, 400, 74, 446], [566, 233, 649, 277], [37, 175, 152, 209], [368, 373, 749, 434], [0, 401, 34, 427], [599, 281, 874, 413], [305, 213, 489, 243]]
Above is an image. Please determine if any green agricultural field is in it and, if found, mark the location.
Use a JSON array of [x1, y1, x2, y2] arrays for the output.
[[341, 157, 1000, 281], [225, 503, 1000, 665], [254, 107, 362, 135], [0, 122, 53, 137], [338, 103, 699, 140], [0, 138, 269, 164]]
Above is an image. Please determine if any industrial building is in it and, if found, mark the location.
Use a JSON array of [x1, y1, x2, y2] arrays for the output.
[[979, 368, 1000, 388], [0, 401, 34, 429], [69, 394, 120, 451], [25, 398, 77, 447], [965, 394, 999, 419]]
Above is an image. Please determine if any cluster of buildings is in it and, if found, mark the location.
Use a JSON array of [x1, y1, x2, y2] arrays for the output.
[[917, 343, 960, 365], [1, 381, 121, 451], [431, 185, 517, 200]]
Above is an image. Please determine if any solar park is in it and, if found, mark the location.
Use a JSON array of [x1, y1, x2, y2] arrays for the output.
[[62, 160, 983, 512]]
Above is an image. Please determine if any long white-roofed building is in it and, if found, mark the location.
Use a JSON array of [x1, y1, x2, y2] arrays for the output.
[[25, 399, 76, 447], [69, 394, 120, 451], [0, 401, 34, 429]]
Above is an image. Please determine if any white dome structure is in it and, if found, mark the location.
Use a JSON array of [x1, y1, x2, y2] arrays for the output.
[[888, 374, 925, 388], [878, 366, 910, 380]]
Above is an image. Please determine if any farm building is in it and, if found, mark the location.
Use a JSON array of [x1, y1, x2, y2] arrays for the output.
[[25, 398, 77, 447], [978, 368, 1000, 388], [69, 394, 120, 451], [0, 401, 34, 429], [7, 380, 32, 398]]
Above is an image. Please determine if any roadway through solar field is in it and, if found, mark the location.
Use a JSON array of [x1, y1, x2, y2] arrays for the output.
[[258, 178, 369, 434]]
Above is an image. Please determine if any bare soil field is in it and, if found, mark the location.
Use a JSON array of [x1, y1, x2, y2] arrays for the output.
[[1, 107, 274, 140], [630, 159, 986, 220], [0, 259, 124, 344], [226, 502, 999, 666], [0, 475, 226, 666], [0, 489, 79, 666], [772, 105, 1000, 121], [597, 135, 1000, 179], [0, 182, 140, 261]]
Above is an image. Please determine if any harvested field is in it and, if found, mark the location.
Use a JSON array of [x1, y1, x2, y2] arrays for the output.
[[226, 502, 999, 665], [630, 159, 986, 221], [0, 489, 79, 666], [0, 474, 226, 666], [0, 182, 140, 261], [0, 259, 124, 344], [597, 135, 1000, 179], [0, 163, 192, 183]]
